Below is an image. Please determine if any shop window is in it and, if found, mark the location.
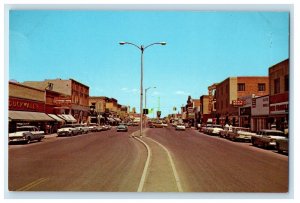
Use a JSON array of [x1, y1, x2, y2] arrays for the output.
[[258, 83, 266, 91], [238, 83, 245, 91], [274, 78, 280, 94], [285, 75, 289, 92]]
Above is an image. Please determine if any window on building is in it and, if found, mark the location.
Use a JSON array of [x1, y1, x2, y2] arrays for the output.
[[274, 78, 280, 94], [285, 75, 289, 92], [238, 83, 245, 91], [258, 83, 266, 91]]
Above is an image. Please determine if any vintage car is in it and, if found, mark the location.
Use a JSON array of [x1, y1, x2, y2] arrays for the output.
[[88, 123, 102, 132], [74, 124, 90, 134], [251, 129, 287, 149], [57, 124, 81, 137], [206, 125, 223, 136], [227, 127, 256, 142], [175, 124, 186, 131], [9, 126, 45, 144], [219, 125, 233, 138], [116, 124, 128, 132], [276, 138, 289, 153], [153, 122, 164, 128]]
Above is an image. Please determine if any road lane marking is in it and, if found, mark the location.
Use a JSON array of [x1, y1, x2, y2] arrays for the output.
[[16, 177, 49, 191], [134, 137, 152, 192], [146, 137, 183, 192]]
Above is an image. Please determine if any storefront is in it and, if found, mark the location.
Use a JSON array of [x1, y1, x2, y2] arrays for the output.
[[269, 93, 288, 131], [9, 110, 54, 133], [251, 95, 269, 132]]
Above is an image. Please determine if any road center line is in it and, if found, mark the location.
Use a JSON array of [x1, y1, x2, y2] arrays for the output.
[[145, 136, 183, 192], [16, 177, 49, 191], [134, 136, 152, 192]]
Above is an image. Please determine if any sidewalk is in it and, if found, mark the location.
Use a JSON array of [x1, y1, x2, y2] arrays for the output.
[[44, 133, 58, 139]]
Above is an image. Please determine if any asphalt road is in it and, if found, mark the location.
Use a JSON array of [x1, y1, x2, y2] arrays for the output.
[[9, 126, 147, 191], [145, 127, 289, 192], [8, 126, 289, 193]]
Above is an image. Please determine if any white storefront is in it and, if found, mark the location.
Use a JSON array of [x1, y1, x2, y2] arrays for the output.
[[251, 95, 269, 132]]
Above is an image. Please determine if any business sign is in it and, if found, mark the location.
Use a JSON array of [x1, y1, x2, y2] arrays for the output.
[[252, 96, 269, 116], [188, 113, 195, 119], [232, 99, 246, 106], [187, 107, 194, 113], [270, 102, 288, 115], [54, 96, 72, 106], [9, 97, 44, 112]]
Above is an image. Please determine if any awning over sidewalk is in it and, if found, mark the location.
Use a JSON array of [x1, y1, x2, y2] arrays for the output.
[[58, 114, 77, 123], [9, 111, 55, 122], [48, 114, 64, 122]]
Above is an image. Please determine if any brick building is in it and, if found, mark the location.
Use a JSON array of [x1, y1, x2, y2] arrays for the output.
[[23, 78, 89, 123], [8, 81, 55, 133], [200, 95, 211, 124], [268, 59, 289, 131], [215, 76, 269, 126]]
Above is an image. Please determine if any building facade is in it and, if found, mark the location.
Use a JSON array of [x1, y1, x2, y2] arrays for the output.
[[8, 81, 55, 133], [268, 59, 289, 131], [23, 78, 90, 123], [251, 95, 270, 132], [215, 76, 269, 126], [200, 95, 211, 124]]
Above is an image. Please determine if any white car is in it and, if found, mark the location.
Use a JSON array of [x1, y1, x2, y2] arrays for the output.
[[210, 125, 223, 136], [175, 124, 186, 131], [9, 126, 45, 144], [57, 124, 80, 137], [251, 129, 287, 148]]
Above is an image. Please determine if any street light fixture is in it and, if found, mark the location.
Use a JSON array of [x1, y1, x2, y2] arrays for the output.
[[119, 41, 166, 137]]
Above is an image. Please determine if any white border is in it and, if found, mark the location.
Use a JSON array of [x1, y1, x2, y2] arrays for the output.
[[1, 1, 297, 202]]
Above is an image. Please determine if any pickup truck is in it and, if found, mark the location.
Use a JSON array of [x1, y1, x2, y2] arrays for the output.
[[9, 126, 45, 144]]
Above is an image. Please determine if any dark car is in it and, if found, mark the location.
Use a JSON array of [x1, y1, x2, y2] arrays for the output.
[[117, 124, 128, 132]]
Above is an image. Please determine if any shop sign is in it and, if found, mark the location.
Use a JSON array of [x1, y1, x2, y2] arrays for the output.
[[232, 99, 245, 106], [252, 96, 269, 116], [54, 97, 72, 106], [9, 98, 44, 112], [270, 102, 288, 115]]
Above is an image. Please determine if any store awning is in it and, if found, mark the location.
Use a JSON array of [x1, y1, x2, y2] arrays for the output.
[[9, 111, 55, 122], [58, 114, 77, 123], [48, 114, 64, 122]]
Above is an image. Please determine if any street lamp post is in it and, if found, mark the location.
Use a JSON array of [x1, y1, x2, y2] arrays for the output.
[[119, 41, 166, 137]]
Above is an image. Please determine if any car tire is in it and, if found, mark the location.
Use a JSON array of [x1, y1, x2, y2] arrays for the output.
[[38, 138, 42, 142], [26, 137, 31, 144]]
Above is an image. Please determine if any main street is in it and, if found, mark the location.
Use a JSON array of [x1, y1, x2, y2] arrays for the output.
[[8, 126, 288, 192]]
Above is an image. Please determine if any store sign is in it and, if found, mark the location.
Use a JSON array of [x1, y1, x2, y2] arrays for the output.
[[252, 96, 269, 116], [270, 102, 288, 115], [9, 97, 44, 112], [232, 99, 245, 106], [53, 95, 72, 106]]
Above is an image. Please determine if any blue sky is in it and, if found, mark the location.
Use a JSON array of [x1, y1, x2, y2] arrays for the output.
[[9, 11, 289, 117]]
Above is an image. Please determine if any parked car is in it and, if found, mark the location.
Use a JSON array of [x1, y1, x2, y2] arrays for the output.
[[219, 125, 232, 138], [117, 124, 128, 132], [227, 127, 255, 142], [276, 138, 289, 153], [9, 126, 45, 144], [208, 125, 223, 136], [175, 124, 186, 131], [57, 124, 80, 137], [88, 123, 102, 132], [161, 123, 168, 127], [251, 129, 286, 149], [153, 122, 164, 128], [74, 124, 90, 134]]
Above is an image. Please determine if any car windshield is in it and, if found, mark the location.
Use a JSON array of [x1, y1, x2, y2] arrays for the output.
[[265, 131, 284, 136], [16, 127, 33, 132]]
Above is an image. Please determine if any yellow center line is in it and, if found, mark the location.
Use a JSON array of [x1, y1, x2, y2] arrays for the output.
[[16, 177, 49, 191]]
